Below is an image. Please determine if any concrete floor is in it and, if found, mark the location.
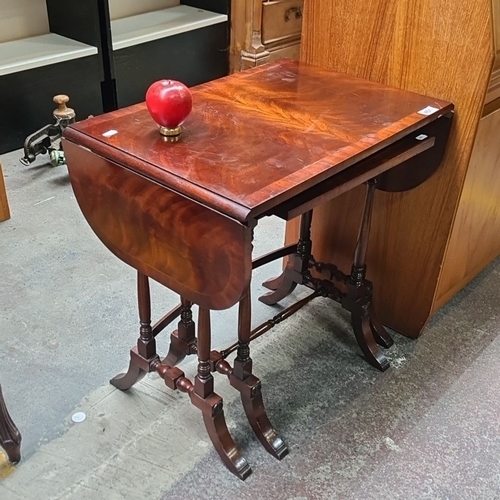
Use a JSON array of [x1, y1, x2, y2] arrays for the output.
[[0, 148, 499, 499]]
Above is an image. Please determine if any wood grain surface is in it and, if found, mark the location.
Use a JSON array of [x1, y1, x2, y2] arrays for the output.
[[0, 163, 10, 222], [292, 0, 494, 337], [65, 59, 452, 223], [434, 107, 500, 309], [63, 140, 253, 310]]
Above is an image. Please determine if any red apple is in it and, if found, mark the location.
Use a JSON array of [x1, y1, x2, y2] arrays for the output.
[[145, 79, 193, 132]]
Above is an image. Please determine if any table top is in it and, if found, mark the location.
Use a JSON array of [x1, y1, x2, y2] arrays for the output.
[[65, 59, 453, 223]]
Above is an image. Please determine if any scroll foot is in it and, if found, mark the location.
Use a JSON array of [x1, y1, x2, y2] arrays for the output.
[[2, 442, 21, 465], [162, 329, 194, 367], [231, 373, 288, 460], [261, 273, 285, 291], [191, 391, 252, 480], [110, 357, 147, 391], [351, 311, 390, 371], [259, 271, 297, 305], [162, 345, 186, 368]]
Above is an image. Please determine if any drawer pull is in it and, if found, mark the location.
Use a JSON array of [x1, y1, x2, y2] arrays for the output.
[[285, 6, 303, 22]]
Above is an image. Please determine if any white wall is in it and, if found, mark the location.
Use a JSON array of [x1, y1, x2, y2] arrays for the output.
[[109, 0, 179, 20], [0, 0, 49, 43]]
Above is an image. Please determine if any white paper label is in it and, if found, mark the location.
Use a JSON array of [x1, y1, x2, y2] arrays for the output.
[[417, 106, 439, 116], [102, 129, 118, 138]]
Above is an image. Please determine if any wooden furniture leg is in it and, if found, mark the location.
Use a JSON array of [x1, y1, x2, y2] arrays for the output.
[[190, 307, 252, 480], [259, 210, 313, 304], [162, 297, 197, 366], [110, 272, 155, 390], [109, 274, 249, 478], [259, 201, 392, 370], [0, 163, 10, 222], [345, 180, 390, 371], [0, 385, 21, 464], [229, 287, 288, 459]]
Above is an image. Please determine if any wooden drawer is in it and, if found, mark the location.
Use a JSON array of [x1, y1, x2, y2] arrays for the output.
[[262, 0, 303, 45], [269, 42, 300, 61]]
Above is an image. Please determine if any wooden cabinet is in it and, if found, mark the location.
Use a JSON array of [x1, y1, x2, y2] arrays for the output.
[[289, 0, 498, 338], [230, 0, 303, 72]]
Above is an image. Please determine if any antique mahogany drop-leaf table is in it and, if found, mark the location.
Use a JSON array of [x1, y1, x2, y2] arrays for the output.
[[63, 60, 453, 479]]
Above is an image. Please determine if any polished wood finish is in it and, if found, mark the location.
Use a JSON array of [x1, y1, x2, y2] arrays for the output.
[[63, 140, 252, 311], [0, 385, 21, 464], [231, 287, 288, 459], [293, 0, 495, 337], [64, 60, 452, 223], [0, 163, 10, 222], [193, 307, 251, 480], [111, 273, 251, 479], [64, 60, 453, 477], [262, 196, 394, 371], [272, 131, 440, 220], [110, 272, 153, 391], [230, 0, 303, 72]]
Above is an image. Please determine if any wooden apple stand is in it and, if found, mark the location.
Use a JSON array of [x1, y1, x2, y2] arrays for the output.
[[286, 0, 499, 338]]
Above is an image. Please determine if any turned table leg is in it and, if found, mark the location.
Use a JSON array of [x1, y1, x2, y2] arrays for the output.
[[346, 180, 391, 371], [190, 307, 251, 480], [230, 287, 288, 459], [109, 273, 249, 478], [111, 271, 156, 390], [0, 385, 21, 464]]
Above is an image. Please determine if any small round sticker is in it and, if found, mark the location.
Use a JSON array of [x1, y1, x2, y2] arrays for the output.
[[71, 412, 86, 423]]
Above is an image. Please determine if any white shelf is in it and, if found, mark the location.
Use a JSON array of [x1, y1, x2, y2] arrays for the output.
[[0, 34, 98, 77], [111, 5, 228, 51]]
